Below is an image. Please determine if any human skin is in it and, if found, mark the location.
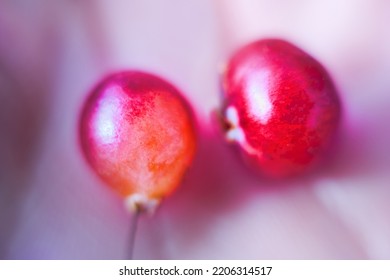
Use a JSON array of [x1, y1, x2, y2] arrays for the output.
[[1, 0, 390, 259]]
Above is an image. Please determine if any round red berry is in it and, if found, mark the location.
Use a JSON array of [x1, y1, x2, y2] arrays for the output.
[[222, 39, 341, 177], [79, 71, 196, 211]]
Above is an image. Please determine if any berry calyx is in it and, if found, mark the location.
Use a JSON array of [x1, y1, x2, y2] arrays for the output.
[[222, 39, 341, 177], [79, 71, 196, 212]]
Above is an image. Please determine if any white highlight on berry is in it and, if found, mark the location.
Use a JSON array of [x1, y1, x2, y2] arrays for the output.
[[246, 71, 273, 123], [94, 86, 122, 145]]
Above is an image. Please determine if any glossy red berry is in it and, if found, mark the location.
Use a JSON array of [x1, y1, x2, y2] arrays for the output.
[[79, 71, 196, 212], [222, 39, 341, 177]]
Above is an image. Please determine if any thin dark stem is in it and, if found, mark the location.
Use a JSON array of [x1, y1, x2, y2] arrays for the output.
[[128, 210, 140, 260]]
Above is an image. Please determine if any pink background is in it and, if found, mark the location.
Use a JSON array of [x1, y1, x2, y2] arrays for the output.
[[1, 0, 390, 259]]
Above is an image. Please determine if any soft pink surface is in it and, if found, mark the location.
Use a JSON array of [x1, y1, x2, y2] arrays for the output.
[[1, 0, 390, 259]]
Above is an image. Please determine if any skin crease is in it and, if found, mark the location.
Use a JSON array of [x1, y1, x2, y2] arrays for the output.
[[0, 0, 390, 259]]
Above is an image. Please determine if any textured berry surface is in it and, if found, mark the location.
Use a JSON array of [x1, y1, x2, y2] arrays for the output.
[[79, 71, 196, 202], [222, 39, 341, 177]]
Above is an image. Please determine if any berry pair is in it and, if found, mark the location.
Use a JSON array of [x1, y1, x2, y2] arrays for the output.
[[79, 39, 341, 212]]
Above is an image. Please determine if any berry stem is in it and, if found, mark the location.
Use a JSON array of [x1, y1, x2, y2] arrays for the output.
[[128, 209, 140, 260]]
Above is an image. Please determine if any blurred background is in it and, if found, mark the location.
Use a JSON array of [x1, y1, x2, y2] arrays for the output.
[[1, 0, 390, 259]]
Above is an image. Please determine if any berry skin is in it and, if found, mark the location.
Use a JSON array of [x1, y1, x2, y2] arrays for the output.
[[79, 71, 196, 212], [222, 39, 341, 177]]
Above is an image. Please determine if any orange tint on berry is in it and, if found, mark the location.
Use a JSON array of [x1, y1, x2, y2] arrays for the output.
[[79, 71, 196, 203], [222, 39, 341, 177]]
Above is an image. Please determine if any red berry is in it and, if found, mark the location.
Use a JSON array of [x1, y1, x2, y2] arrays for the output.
[[79, 71, 196, 212], [222, 39, 341, 177]]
